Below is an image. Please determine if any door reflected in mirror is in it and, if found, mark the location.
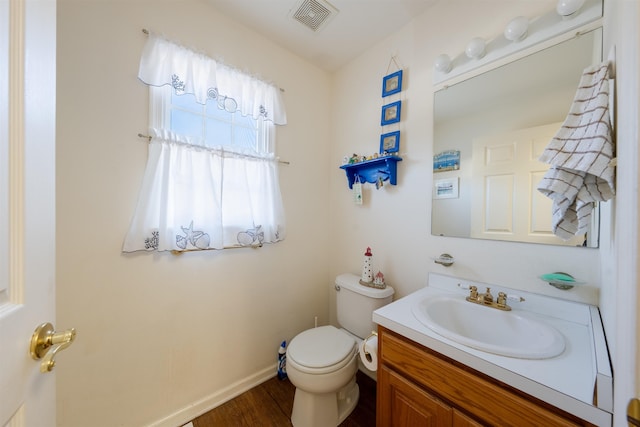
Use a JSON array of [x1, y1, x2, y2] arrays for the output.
[[432, 28, 602, 248]]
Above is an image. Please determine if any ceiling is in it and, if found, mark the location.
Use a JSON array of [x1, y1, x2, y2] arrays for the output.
[[207, 0, 437, 72]]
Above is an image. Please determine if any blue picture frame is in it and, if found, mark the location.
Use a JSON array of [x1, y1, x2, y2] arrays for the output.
[[382, 70, 403, 97], [380, 131, 400, 153], [381, 101, 401, 126]]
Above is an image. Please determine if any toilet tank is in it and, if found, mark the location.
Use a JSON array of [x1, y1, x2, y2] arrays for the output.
[[335, 273, 394, 339]]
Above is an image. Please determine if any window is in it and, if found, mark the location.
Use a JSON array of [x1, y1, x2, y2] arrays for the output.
[[123, 34, 286, 253], [150, 86, 273, 155]]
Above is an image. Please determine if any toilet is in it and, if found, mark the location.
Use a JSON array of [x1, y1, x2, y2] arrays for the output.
[[286, 273, 394, 427]]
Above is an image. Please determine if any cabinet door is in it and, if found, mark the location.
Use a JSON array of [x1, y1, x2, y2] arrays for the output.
[[378, 365, 452, 426], [453, 410, 484, 427]]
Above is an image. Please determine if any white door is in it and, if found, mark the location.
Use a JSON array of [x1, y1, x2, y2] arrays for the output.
[[470, 123, 587, 246], [0, 0, 59, 425]]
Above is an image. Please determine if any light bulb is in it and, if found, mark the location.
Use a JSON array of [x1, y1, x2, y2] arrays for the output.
[[556, 0, 585, 17], [465, 37, 486, 60], [504, 16, 529, 42], [434, 54, 453, 73]]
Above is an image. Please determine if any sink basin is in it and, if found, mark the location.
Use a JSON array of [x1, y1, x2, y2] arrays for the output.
[[412, 295, 565, 359]]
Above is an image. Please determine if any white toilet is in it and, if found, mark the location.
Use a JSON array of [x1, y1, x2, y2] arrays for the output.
[[286, 273, 394, 427]]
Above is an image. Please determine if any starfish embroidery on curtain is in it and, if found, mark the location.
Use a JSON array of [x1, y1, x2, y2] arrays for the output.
[[176, 221, 210, 250]]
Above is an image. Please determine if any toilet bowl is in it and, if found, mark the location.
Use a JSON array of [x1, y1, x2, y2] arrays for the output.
[[285, 273, 395, 427], [286, 325, 359, 427]]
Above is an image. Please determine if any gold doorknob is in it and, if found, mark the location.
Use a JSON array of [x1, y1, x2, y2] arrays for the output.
[[30, 322, 76, 373], [629, 398, 640, 427]]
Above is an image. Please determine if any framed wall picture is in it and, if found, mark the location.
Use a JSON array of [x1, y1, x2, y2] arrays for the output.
[[433, 150, 460, 172], [434, 177, 459, 199], [382, 70, 403, 97], [380, 131, 400, 153], [381, 101, 401, 125]]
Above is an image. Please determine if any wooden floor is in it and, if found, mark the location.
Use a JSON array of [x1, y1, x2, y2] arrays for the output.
[[192, 371, 377, 427]]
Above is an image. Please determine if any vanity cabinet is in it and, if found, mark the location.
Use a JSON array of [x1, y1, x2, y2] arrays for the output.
[[376, 327, 596, 427]]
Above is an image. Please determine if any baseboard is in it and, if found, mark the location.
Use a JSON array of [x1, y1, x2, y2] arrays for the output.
[[146, 366, 276, 427]]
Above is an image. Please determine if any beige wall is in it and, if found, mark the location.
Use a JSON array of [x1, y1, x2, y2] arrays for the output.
[[56, 0, 331, 426], [602, 0, 640, 424]]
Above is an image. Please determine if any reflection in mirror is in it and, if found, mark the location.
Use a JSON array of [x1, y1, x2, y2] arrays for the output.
[[432, 28, 602, 248]]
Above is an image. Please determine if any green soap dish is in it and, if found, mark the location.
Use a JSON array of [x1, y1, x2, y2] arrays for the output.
[[539, 272, 583, 290]]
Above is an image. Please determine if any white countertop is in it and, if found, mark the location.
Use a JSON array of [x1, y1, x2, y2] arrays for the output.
[[372, 273, 612, 427]]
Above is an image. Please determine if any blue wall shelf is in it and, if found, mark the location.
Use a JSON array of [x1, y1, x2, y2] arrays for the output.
[[339, 155, 402, 189]]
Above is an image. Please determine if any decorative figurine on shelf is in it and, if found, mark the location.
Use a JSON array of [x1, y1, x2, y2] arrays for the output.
[[360, 247, 373, 286], [373, 271, 386, 289]]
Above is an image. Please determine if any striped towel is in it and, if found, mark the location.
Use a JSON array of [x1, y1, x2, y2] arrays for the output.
[[537, 61, 615, 241]]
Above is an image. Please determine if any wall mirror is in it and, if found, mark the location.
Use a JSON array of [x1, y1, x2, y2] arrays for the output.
[[432, 28, 602, 248]]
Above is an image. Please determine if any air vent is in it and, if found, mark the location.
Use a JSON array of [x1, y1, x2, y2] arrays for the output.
[[290, 0, 338, 32]]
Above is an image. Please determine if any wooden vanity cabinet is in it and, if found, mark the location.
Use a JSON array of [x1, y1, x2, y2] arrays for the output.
[[376, 327, 596, 427]]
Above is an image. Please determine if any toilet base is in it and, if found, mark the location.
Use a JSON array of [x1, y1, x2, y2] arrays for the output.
[[291, 376, 359, 427]]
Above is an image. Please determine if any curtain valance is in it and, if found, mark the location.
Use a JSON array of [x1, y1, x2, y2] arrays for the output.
[[138, 34, 287, 125]]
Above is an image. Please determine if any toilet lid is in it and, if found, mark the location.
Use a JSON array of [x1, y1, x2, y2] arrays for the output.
[[287, 325, 356, 369]]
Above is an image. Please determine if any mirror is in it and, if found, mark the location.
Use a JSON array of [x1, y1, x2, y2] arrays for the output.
[[432, 28, 602, 247]]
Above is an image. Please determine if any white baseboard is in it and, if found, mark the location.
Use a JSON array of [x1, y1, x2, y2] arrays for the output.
[[146, 366, 276, 427]]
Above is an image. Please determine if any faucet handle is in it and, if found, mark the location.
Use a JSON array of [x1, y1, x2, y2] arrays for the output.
[[497, 292, 525, 309], [507, 294, 525, 303], [469, 285, 478, 299], [497, 292, 508, 307]]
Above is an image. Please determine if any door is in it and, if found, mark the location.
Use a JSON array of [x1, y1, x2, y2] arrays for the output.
[[0, 0, 57, 425], [470, 123, 587, 246]]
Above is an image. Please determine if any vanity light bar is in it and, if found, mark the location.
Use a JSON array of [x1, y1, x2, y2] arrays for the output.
[[433, 0, 603, 87]]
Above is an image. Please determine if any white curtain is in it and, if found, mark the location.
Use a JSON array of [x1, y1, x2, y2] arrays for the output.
[[123, 131, 285, 252], [138, 34, 287, 125], [123, 35, 287, 253]]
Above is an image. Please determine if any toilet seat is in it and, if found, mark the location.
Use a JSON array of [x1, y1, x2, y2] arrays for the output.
[[287, 326, 357, 375]]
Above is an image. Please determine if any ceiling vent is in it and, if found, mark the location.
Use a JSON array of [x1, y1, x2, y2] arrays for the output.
[[290, 0, 338, 32]]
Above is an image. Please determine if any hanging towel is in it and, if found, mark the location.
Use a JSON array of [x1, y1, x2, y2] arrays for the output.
[[537, 61, 615, 241]]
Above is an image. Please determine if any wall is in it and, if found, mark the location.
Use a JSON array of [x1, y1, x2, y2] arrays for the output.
[[601, 0, 640, 425], [329, 0, 601, 317], [56, 0, 331, 426]]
